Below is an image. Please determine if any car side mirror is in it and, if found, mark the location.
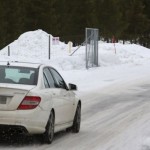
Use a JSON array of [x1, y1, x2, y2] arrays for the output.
[[68, 83, 77, 91]]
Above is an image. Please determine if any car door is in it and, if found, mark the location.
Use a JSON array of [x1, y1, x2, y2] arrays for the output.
[[49, 68, 75, 123], [43, 67, 68, 125]]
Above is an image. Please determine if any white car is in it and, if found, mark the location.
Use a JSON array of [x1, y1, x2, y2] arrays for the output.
[[0, 61, 81, 144]]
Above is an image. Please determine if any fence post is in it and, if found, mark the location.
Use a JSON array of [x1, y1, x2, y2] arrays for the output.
[[8, 46, 10, 56], [49, 35, 51, 59], [85, 29, 88, 69]]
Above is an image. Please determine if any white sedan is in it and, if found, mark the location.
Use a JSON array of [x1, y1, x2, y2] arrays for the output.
[[0, 61, 81, 144]]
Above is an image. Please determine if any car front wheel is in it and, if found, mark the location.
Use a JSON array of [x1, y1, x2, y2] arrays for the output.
[[72, 103, 81, 133]]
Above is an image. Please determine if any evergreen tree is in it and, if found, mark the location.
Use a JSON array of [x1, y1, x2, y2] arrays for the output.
[[60, 0, 88, 44], [141, 0, 150, 47], [0, 0, 7, 48], [120, 0, 149, 43], [0, 0, 149, 48], [0, 0, 21, 48], [95, 0, 127, 42]]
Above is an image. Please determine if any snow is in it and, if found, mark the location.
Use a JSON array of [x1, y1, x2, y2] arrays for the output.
[[0, 29, 150, 149]]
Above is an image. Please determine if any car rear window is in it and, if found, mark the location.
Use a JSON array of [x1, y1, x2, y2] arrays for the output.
[[0, 66, 38, 85]]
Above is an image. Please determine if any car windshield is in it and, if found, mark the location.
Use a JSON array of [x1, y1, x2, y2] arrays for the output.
[[0, 66, 38, 85]]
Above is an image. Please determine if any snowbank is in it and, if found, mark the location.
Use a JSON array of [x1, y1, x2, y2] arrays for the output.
[[0, 30, 150, 70]]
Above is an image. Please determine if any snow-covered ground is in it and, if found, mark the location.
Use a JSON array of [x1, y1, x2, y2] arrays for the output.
[[0, 30, 150, 150], [1, 30, 150, 93]]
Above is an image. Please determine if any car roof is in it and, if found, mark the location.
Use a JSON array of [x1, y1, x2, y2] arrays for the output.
[[0, 61, 42, 68]]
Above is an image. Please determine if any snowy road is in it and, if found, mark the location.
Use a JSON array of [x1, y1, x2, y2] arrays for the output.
[[1, 79, 150, 150]]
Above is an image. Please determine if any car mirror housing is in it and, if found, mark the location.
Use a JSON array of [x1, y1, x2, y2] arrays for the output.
[[68, 83, 77, 91]]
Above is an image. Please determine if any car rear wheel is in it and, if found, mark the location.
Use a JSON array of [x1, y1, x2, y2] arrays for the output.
[[72, 104, 81, 133], [43, 111, 55, 144]]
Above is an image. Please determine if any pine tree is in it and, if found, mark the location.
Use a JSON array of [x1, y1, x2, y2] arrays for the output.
[[0, 0, 7, 48], [94, 0, 127, 42], [0, 0, 149, 48], [120, 0, 149, 43], [141, 0, 150, 47], [60, 0, 88, 44], [0, 0, 21, 48]]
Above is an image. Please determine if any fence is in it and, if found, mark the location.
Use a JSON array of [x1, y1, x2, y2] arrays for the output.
[[85, 28, 99, 69]]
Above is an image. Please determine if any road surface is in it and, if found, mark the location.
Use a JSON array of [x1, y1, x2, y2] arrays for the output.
[[1, 79, 150, 150]]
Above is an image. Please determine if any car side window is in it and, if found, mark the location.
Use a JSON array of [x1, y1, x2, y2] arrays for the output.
[[43, 68, 55, 88], [50, 68, 67, 89], [43, 74, 49, 88]]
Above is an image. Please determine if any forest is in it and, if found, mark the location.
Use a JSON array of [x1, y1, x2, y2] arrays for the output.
[[0, 0, 149, 49]]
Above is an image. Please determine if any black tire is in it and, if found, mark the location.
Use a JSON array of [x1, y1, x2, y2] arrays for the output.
[[43, 111, 55, 144], [72, 104, 81, 133]]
